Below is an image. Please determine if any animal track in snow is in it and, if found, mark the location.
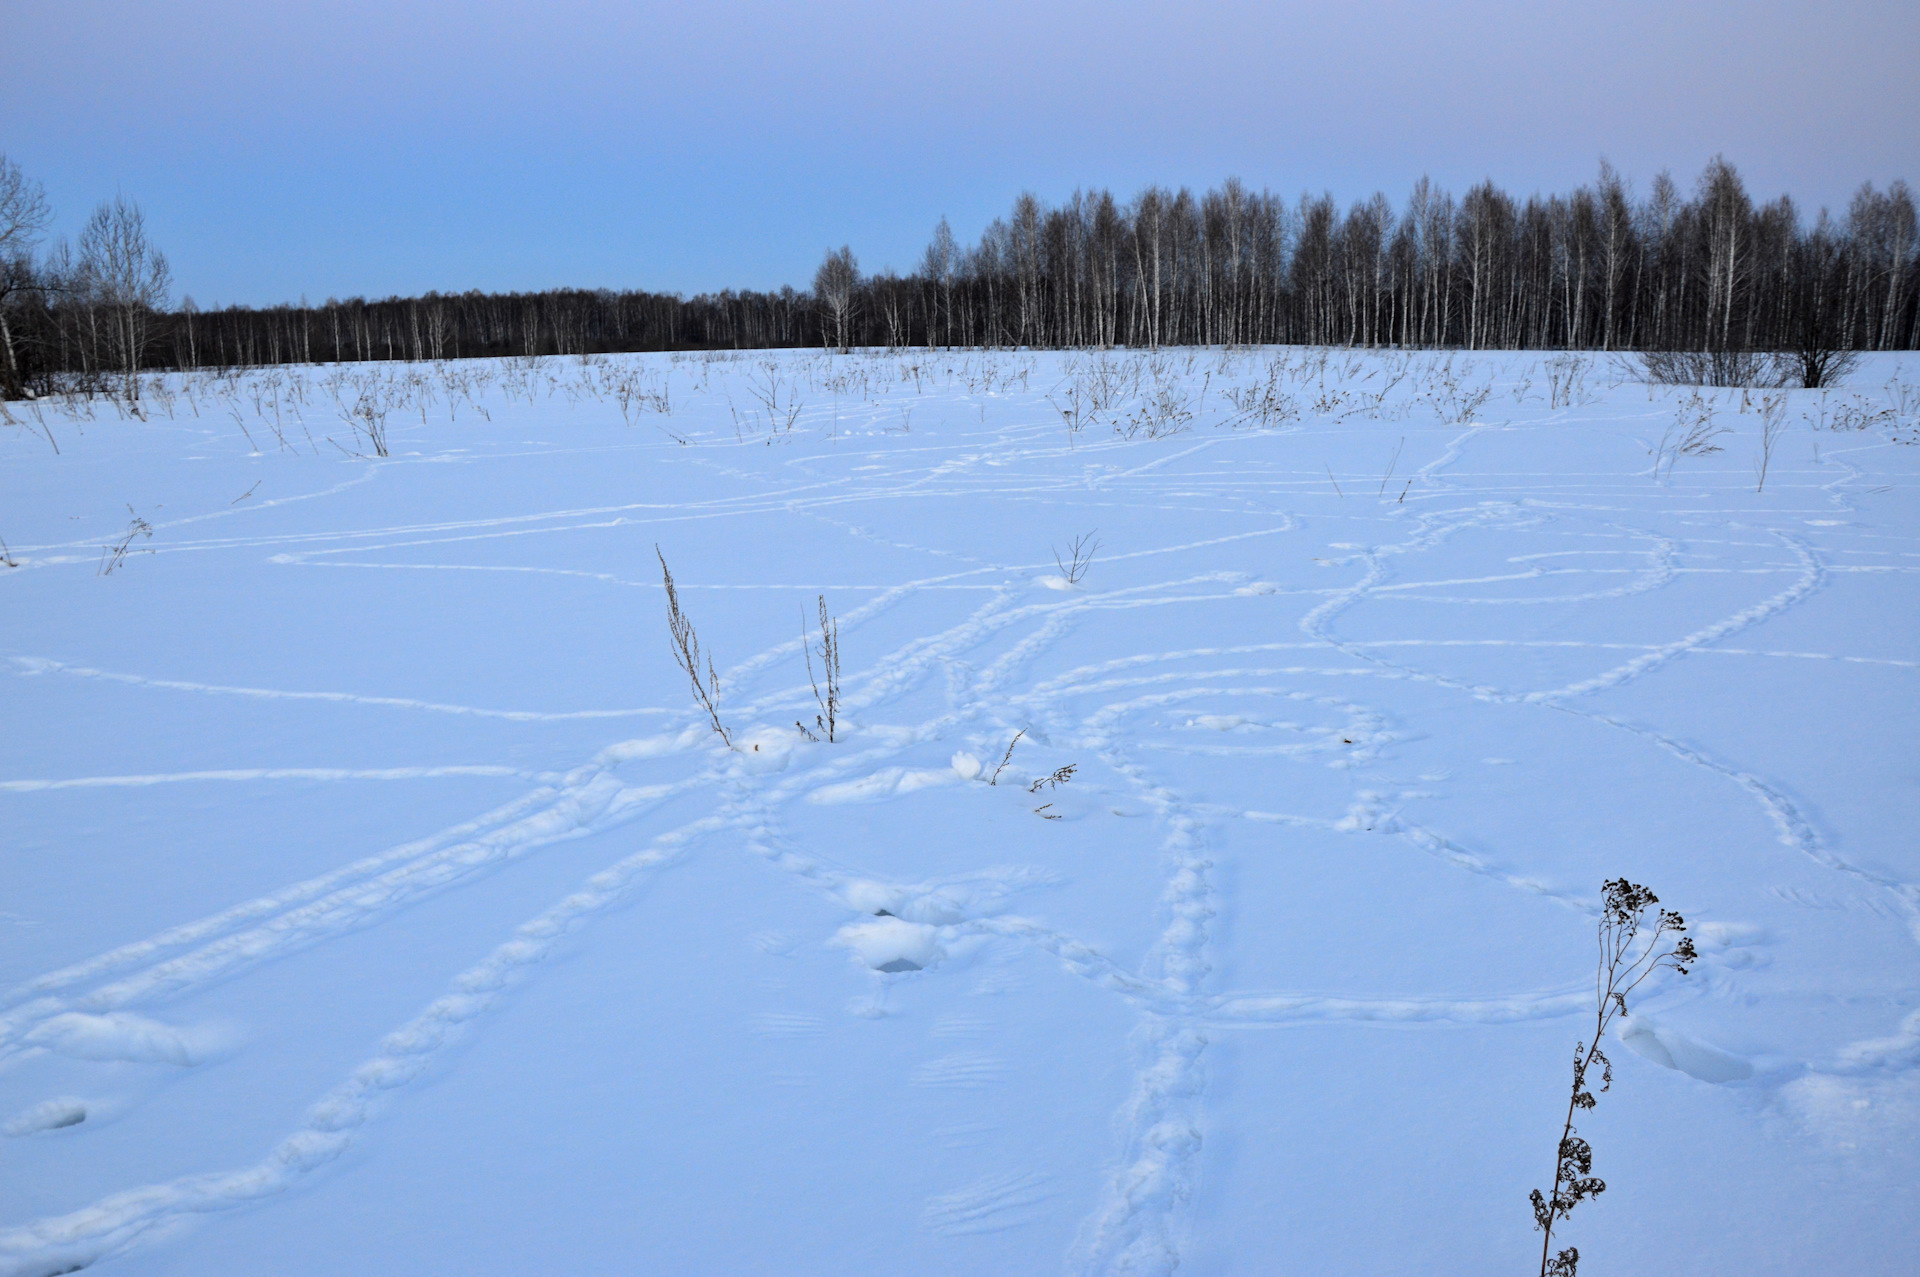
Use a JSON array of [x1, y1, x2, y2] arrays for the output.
[[1618, 1017, 1754, 1083], [8, 352, 1918, 1275], [922, 1170, 1057, 1236], [24, 1013, 229, 1067], [930, 1014, 994, 1039], [910, 1053, 1009, 1089], [750, 1012, 827, 1038], [5, 1099, 88, 1136]]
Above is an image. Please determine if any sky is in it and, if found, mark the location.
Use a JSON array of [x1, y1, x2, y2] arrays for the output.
[[4, 0, 1917, 307]]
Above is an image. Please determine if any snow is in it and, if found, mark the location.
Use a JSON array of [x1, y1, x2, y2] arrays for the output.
[[833, 917, 944, 973], [2, 347, 1918, 1274]]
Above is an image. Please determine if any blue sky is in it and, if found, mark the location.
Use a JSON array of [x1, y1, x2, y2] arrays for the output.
[[5, 0, 1916, 306]]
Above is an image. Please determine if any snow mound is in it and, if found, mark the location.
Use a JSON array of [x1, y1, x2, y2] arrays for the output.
[[842, 879, 906, 916], [595, 734, 685, 764], [736, 726, 798, 773], [5, 1097, 88, 1135], [1693, 921, 1772, 970], [1187, 714, 1247, 731], [25, 1012, 229, 1066], [832, 917, 943, 973], [808, 767, 955, 803], [1618, 1017, 1752, 1083]]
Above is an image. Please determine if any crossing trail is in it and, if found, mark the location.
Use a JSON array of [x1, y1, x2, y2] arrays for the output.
[[3, 348, 1918, 1275]]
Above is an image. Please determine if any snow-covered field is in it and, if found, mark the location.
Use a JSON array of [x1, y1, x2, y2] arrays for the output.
[[3, 346, 1918, 1275]]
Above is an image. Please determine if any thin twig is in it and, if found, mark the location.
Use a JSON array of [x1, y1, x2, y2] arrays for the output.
[[988, 730, 1025, 785], [1378, 436, 1404, 496]]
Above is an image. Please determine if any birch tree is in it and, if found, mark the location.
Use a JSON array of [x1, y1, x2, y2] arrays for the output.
[[0, 155, 53, 396], [919, 217, 957, 348], [78, 196, 170, 398], [813, 245, 859, 353]]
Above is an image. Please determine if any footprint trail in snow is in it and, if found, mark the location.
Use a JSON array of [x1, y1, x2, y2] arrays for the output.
[[4, 347, 1918, 1276]]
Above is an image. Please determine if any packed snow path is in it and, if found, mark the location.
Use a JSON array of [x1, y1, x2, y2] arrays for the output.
[[3, 348, 1917, 1275]]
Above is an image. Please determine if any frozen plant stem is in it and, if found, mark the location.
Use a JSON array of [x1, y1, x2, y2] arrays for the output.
[[1053, 530, 1100, 585], [656, 545, 732, 748], [1531, 879, 1696, 1277], [98, 506, 153, 576], [1028, 764, 1076, 793], [1379, 436, 1404, 496], [1755, 395, 1787, 492], [988, 730, 1025, 785], [803, 594, 840, 742]]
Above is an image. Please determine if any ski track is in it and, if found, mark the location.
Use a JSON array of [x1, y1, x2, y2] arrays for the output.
[[0, 765, 556, 792], [3, 352, 1917, 1276], [7, 655, 675, 721]]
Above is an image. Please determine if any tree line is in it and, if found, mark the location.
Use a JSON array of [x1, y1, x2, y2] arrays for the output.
[[1, 153, 1913, 397]]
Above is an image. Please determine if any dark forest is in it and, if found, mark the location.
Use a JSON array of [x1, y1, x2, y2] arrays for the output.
[[2, 158, 1914, 397]]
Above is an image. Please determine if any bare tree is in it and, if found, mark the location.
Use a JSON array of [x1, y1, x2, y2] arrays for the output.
[[813, 245, 859, 353], [919, 217, 957, 348], [78, 196, 170, 399], [1595, 159, 1634, 351], [0, 157, 48, 260], [0, 154, 53, 396], [1781, 213, 1861, 388], [179, 295, 199, 370], [8, 160, 1920, 380]]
